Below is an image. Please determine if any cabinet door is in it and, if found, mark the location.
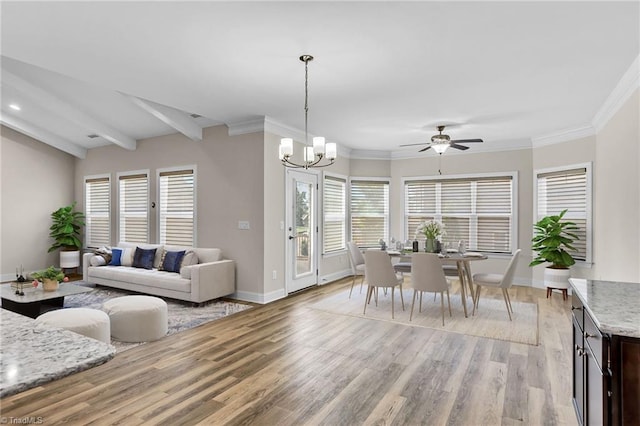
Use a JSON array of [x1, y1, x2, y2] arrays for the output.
[[586, 349, 607, 425], [573, 318, 586, 425]]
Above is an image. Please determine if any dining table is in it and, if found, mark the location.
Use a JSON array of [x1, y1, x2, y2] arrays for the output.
[[386, 249, 488, 318]]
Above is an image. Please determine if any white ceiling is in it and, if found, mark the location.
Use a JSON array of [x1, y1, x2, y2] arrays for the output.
[[1, 1, 638, 159]]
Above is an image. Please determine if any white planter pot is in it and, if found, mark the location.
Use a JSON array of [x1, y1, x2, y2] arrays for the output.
[[60, 250, 80, 268], [544, 267, 571, 289]]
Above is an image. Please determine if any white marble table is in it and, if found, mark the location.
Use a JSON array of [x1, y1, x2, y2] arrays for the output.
[[0, 309, 116, 397], [569, 278, 640, 338]]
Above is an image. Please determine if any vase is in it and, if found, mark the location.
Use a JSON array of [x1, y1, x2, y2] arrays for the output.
[[425, 238, 437, 253], [42, 278, 59, 292]]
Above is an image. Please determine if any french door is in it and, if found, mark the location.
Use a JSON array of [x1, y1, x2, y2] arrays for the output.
[[285, 169, 318, 293]]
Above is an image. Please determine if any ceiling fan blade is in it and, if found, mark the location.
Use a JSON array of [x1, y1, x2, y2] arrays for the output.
[[450, 143, 470, 151], [400, 142, 429, 147], [418, 146, 432, 152], [451, 138, 483, 143]]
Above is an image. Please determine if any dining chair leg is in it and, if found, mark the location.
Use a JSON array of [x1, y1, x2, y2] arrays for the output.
[[364, 286, 373, 315], [446, 289, 452, 316], [410, 290, 418, 321], [399, 284, 405, 311], [349, 275, 356, 299], [473, 285, 481, 315], [391, 287, 395, 319], [505, 289, 514, 313], [501, 288, 512, 321], [374, 287, 379, 306], [419, 291, 423, 312], [440, 291, 445, 326]]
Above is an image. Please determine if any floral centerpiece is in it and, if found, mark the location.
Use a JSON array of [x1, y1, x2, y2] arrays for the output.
[[415, 219, 445, 252], [30, 266, 69, 291]]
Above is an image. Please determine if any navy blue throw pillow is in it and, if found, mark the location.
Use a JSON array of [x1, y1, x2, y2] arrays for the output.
[[109, 248, 122, 266], [132, 247, 157, 270], [162, 250, 186, 273]]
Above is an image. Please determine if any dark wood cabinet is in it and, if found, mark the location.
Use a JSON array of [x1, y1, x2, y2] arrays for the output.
[[572, 292, 640, 425]]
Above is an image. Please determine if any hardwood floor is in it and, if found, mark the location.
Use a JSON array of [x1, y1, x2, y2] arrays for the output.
[[1, 279, 577, 425]]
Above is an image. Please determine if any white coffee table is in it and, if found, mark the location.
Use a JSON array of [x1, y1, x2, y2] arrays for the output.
[[1, 282, 93, 318]]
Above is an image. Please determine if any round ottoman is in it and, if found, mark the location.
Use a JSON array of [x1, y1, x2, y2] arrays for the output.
[[35, 308, 111, 344], [103, 296, 168, 343]]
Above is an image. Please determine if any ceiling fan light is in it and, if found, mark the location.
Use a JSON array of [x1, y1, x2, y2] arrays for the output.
[[432, 144, 449, 154]]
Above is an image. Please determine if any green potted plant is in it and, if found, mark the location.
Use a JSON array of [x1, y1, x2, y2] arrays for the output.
[[31, 266, 68, 291], [529, 209, 580, 293], [48, 202, 85, 269]]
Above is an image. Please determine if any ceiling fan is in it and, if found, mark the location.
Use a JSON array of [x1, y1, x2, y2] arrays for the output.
[[401, 125, 483, 154]]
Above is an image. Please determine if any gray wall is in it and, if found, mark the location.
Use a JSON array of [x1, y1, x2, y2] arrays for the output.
[[1, 126, 76, 281]]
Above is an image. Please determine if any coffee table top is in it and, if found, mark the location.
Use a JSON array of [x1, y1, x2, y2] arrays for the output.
[[1, 282, 93, 304]]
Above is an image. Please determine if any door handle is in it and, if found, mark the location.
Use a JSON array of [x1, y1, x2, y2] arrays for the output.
[[288, 235, 297, 240]]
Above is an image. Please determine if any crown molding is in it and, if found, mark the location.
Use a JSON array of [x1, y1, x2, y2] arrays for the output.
[[531, 125, 596, 148], [592, 54, 640, 133]]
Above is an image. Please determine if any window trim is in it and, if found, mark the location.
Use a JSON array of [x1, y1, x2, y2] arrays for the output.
[[533, 162, 592, 265], [402, 171, 518, 254], [156, 165, 197, 247], [84, 173, 111, 248], [117, 169, 150, 244], [322, 171, 348, 255], [348, 176, 391, 248]]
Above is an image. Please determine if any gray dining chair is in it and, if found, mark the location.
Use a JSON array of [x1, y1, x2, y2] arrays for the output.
[[347, 242, 365, 298], [363, 250, 405, 319], [410, 253, 451, 325], [472, 249, 521, 320]]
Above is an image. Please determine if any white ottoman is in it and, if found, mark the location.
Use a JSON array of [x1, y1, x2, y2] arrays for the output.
[[35, 308, 111, 344], [103, 296, 168, 343]]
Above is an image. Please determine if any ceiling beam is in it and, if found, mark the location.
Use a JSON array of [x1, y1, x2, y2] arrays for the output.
[[123, 95, 203, 141], [1, 70, 136, 150], [1, 110, 87, 158]]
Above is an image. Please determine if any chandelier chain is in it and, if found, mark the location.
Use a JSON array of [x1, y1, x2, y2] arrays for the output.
[[304, 57, 309, 145]]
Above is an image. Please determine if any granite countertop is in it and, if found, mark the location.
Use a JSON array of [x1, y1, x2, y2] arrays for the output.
[[1, 309, 116, 398], [569, 278, 640, 339]]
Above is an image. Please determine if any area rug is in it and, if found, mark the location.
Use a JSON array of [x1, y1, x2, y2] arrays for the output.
[[64, 282, 252, 352], [309, 286, 539, 346]]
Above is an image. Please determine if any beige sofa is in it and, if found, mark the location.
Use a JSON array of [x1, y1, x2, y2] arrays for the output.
[[83, 242, 235, 304]]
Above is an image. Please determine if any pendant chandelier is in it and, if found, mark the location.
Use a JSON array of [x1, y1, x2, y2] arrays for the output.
[[279, 55, 337, 169]]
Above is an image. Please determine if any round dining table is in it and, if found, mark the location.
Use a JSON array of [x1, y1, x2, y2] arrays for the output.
[[386, 250, 488, 318]]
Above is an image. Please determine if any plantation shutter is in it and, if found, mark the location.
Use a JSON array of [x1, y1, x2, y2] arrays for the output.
[[323, 176, 346, 253], [85, 177, 110, 248], [350, 180, 389, 247], [119, 174, 149, 243], [536, 168, 587, 260], [159, 169, 195, 246], [404, 175, 513, 253]]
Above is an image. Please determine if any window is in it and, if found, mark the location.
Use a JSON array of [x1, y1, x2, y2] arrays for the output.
[[323, 174, 347, 253], [158, 167, 196, 246], [350, 179, 389, 247], [85, 175, 111, 248], [119, 172, 149, 243], [405, 173, 515, 253], [535, 164, 591, 262]]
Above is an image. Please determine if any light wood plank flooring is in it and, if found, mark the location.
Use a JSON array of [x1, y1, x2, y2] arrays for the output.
[[0, 278, 577, 425]]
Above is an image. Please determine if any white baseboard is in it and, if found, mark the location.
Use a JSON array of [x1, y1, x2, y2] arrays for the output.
[[319, 269, 352, 285], [232, 288, 286, 305]]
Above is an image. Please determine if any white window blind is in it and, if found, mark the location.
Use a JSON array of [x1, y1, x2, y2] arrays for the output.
[[536, 167, 588, 261], [323, 175, 346, 253], [405, 175, 514, 253], [159, 169, 195, 246], [85, 177, 110, 248], [350, 180, 389, 247], [119, 173, 149, 243]]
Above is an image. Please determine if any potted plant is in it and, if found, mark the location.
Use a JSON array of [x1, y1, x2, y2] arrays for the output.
[[416, 219, 445, 252], [529, 209, 580, 292], [48, 202, 85, 269], [31, 266, 69, 291]]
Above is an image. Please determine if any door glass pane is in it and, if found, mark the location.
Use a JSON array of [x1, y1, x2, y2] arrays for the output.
[[295, 180, 313, 277]]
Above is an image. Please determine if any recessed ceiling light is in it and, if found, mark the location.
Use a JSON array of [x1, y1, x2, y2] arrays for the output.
[[9, 104, 21, 111]]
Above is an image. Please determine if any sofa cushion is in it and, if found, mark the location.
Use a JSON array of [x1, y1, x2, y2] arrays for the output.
[[117, 247, 135, 267], [90, 255, 107, 267], [89, 266, 191, 293], [161, 250, 185, 273], [109, 249, 122, 266], [181, 250, 199, 268], [117, 242, 164, 268], [133, 247, 157, 270]]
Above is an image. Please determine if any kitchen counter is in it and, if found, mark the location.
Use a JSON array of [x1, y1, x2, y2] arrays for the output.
[[569, 278, 640, 338], [1, 308, 116, 397]]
